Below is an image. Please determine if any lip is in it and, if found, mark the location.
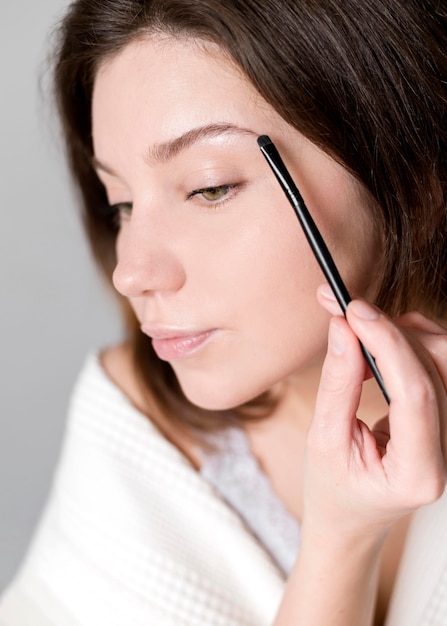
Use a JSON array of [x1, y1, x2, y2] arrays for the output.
[[141, 326, 217, 361]]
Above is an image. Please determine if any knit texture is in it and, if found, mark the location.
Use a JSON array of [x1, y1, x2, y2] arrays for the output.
[[0, 354, 284, 625], [200, 428, 300, 576]]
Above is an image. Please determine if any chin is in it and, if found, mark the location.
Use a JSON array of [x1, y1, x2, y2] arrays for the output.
[[180, 385, 252, 412], [173, 368, 275, 412]]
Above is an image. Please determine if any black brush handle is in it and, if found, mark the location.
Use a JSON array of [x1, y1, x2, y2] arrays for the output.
[[258, 135, 390, 405]]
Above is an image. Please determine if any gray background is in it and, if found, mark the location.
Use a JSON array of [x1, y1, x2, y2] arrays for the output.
[[0, 2, 122, 591]]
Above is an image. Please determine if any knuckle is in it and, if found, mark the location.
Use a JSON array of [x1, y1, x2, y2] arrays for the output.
[[319, 365, 356, 398], [385, 320, 405, 348], [397, 468, 446, 509], [406, 376, 437, 408], [430, 333, 447, 358], [399, 311, 426, 326], [417, 473, 446, 506]]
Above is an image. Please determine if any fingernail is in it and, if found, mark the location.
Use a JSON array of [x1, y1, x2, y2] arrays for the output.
[[328, 320, 346, 355], [349, 300, 380, 320], [319, 283, 336, 301]]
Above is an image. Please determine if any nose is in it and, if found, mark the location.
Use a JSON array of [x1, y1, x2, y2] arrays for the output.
[[112, 215, 186, 299]]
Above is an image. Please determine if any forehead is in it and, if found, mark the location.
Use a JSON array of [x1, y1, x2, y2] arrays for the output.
[[91, 36, 278, 160]]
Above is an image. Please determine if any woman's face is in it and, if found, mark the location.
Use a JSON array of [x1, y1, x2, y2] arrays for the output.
[[92, 36, 379, 410]]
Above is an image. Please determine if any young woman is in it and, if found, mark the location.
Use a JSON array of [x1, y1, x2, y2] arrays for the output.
[[1, 1, 446, 624]]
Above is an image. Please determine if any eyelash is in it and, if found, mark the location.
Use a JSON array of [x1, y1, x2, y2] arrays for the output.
[[105, 183, 241, 225], [186, 183, 240, 206], [102, 201, 132, 228]]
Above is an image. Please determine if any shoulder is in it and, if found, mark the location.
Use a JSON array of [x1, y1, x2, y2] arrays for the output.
[[100, 343, 148, 413]]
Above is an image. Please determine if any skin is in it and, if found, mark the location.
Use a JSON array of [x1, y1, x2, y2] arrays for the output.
[[93, 36, 447, 625], [92, 36, 379, 412]]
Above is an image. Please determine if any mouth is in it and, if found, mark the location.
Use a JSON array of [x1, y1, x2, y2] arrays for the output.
[[141, 326, 217, 361]]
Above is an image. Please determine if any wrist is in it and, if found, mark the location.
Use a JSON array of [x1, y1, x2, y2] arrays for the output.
[[298, 519, 388, 568], [301, 499, 394, 548], [275, 520, 385, 626]]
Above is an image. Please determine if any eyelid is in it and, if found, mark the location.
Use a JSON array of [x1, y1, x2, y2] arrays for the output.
[[101, 201, 133, 225], [186, 182, 242, 204], [110, 201, 133, 214], [101, 181, 243, 222]]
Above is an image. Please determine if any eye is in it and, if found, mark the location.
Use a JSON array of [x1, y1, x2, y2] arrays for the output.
[[110, 201, 133, 217], [101, 201, 133, 227], [187, 184, 237, 204]]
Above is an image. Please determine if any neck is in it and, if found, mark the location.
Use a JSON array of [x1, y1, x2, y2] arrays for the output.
[[242, 363, 389, 522]]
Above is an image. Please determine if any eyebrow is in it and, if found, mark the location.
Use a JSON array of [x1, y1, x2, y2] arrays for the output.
[[92, 122, 257, 176]]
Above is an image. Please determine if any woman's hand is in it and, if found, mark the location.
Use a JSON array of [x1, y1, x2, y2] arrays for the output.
[[307, 287, 447, 536], [273, 290, 447, 626]]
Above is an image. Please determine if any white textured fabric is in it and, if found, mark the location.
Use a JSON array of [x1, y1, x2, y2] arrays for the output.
[[2, 352, 447, 625], [0, 354, 284, 626], [200, 428, 300, 576], [385, 488, 447, 626]]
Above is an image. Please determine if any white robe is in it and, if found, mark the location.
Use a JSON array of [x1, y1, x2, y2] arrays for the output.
[[1, 354, 446, 625]]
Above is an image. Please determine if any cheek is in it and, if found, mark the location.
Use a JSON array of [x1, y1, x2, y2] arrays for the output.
[[200, 204, 329, 355], [303, 185, 378, 297], [198, 206, 319, 311], [330, 207, 379, 298], [159, 204, 332, 409], [283, 140, 379, 297]]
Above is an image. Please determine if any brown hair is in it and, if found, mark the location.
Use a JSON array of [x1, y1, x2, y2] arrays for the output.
[[53, 0, 447, 433]]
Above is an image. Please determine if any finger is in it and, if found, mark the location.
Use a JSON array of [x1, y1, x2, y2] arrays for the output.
[[394, 315, 447, 392], [317, 283, 344, 317], [317, 284, 378, 383], [397, 311, 447, 334], [311, 316, 366, 450], [397, 326, 447, 390], [393, 322, 447, 459], [346, 300, 445, 487]]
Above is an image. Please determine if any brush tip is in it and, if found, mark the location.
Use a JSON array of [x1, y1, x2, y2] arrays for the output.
[[257, 135, 272, 149]]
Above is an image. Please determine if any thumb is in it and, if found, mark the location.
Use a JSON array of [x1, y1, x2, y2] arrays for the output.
[[311, 317, 366, 449]]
